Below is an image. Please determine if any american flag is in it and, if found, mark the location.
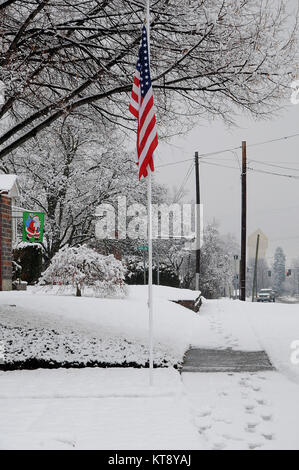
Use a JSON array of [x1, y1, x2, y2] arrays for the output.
[[129, 25, 158, 179]]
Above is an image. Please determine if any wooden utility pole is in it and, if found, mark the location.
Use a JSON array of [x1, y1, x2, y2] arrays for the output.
[[240, 141, 247, 301], [195, 151, 201, 291], [252, 234, 260, 302]]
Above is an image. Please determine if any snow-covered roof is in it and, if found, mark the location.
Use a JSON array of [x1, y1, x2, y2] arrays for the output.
[[0, 174, 19, 197]]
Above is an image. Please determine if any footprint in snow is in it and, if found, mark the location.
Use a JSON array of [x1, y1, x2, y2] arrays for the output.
[[197, 407, 212, 418], [248, 441, 263, 450], [244, 400, 256, 413], [212, 440, 227, 450], [198, 423, 212, 434], [256, 397, 268, 406], [222, 433, 244, 442], [214, 417, 233, 425], [239, 379, 250, 388], [260, 412, 273, 422], [218, 390, 228, 397], [259, 422, 275, 441], [245, 419, 260, 433]]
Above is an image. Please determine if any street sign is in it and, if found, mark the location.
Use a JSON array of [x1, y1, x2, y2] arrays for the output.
[[22, 211, 44, 243], [137, 245, 148, 251]]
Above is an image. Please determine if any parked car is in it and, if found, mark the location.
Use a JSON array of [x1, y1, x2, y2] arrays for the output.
[[257, 288, 276, 302]]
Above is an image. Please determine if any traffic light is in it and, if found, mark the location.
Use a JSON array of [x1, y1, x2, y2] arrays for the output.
[[286, 269, 292, 277], [268, 271, 271, 277]]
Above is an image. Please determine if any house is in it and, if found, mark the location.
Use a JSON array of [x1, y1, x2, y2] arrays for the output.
[[0, 174, 19, 290]]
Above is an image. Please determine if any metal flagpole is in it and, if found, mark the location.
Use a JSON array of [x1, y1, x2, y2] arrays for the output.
[[148, 173, 153, 385], [146, 0, 154, 386]]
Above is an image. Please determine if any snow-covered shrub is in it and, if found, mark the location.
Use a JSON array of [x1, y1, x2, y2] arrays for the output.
[[39, 245, 127, 298], [13, 242, 43, 284], [124, 255, 180, 287]]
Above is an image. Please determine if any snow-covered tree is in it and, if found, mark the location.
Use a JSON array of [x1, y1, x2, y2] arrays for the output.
[[272, 246, 286, 295], [0, 0, 298, 159], [199, 223, 234, 298], [2, 117, 167, 265], [39, 245, 127, 297]]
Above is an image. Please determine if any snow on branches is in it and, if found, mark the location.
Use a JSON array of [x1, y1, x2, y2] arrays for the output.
[[0, 0, 298, 157], [39, 245, 127, 298]]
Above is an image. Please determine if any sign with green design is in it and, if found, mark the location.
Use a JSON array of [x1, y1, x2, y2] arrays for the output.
[[22, 211, 44, 243]]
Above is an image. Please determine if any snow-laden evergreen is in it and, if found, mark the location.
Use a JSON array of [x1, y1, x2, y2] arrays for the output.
[[273, 246, 286, 295]]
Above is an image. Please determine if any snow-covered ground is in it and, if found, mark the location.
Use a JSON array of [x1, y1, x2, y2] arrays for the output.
[[1, 291, 299, 449], [196, 299, 299, 381], [0, 286, 200, 367], [182, 299, 299, 450], [0, 368, 200, 450]]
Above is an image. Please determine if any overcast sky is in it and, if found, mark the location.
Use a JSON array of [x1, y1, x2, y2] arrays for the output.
[[154, 0, 299, 267]]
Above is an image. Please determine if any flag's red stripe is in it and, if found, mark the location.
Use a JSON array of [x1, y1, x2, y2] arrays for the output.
[[129, 104, 139, 118], [131, 90, 139, 102], [138, 115, 156, 156], [139, 135, 158, 176], [139, 95, 154, 131], [139, 134, 158, 179]]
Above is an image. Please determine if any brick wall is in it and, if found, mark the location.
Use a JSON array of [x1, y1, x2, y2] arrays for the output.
[[0, 195, 12, 290]]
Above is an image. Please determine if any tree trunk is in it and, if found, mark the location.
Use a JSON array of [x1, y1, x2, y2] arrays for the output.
[[76, 284, 81, 297]]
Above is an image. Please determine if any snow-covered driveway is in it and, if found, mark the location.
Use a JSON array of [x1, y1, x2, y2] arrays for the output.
[[182, 299, 299, 449]]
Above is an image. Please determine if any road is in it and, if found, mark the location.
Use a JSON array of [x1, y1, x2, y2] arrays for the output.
[[276, 297, 299, 304]]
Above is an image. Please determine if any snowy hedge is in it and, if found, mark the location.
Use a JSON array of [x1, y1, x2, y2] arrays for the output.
[[39, 245, 127, 298]]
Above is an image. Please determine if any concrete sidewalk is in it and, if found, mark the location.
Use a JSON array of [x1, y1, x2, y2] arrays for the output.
[[182, 348, 274, 373]]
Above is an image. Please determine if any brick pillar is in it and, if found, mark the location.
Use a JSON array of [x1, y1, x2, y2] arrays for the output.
[[0, 194, 12, 291]]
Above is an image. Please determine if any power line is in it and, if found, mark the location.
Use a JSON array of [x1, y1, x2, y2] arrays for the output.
[[173, 162, 193, 202], [249, 159, 299, 173], [200, 160, 240, 171], [246, 132, 299, 149], [155, 132, 299, 169], [156, 158, 194, 168], [248, 166, 299, 179]]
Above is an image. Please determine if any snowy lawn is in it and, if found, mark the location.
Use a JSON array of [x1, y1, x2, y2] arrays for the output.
[[0, 286, 201, 368], [0, 368, 201, 450]]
